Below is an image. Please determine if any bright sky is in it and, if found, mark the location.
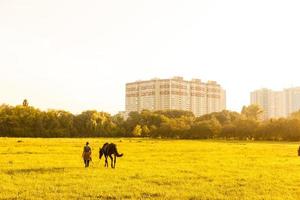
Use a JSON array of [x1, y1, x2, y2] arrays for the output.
[[0, 0, 300, 114]]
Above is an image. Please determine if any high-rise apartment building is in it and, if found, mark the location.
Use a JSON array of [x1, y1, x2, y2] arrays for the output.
[[250, 87, 300, 119], [284, 87, 300, 116], [126, 77, 226, 117], [250, 89, 286, 120]]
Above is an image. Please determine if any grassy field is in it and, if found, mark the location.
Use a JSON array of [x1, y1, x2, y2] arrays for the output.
[[0, 138, 300, 200]]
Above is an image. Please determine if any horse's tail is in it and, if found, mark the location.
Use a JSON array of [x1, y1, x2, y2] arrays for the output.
[[117, 153, 123, 157], [115, 147, 123, 157]]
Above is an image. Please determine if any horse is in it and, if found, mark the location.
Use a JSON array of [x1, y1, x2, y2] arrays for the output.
[[99, 143, 123, 168]]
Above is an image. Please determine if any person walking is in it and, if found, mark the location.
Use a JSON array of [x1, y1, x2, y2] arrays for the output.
[[82, 142, 92, 167]]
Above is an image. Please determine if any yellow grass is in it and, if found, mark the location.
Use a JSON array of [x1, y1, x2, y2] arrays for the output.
[[0, 138, 300, 200]]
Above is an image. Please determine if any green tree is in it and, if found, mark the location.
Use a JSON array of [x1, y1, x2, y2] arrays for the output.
[[132, 124, 142, 137], [22, 99, 29, 107], [290, 110, 300, 119], [141, 125, 150, 137], [233, 119, 259, 139], [189, 118, 221, 139], [198, 110, 241, 125], [241, 104, 264, 121], [154, 109, 194, 118]]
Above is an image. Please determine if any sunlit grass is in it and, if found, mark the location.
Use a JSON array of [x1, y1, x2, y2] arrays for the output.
[[0, 138, 300, 199]]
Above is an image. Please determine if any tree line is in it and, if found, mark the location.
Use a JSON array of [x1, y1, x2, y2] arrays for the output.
[[1, 100, 300, 141]]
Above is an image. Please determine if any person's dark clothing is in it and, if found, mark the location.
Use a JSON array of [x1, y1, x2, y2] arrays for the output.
[[84, 159, 90, 167], [84, 146, 91, 153], [82, 145, 92, 167]]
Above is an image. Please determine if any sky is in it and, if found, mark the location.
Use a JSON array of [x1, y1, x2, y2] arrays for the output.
[[0, 0, 300, 114]]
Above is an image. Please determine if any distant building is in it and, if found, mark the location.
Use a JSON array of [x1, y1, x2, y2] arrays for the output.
[[250, 87, 300, 119], [125, 76, 226, 117], [250, 89, 285, 120], [284, 87, 300, 116]]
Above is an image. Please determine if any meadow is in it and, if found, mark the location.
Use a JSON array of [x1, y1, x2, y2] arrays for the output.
[[0, 138, 300, 200]]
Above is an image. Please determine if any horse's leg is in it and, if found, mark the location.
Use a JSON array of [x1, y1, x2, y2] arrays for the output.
[[114, 154, 116, 168], [109, 155, 113, 168], [105, 155, 108, 167]]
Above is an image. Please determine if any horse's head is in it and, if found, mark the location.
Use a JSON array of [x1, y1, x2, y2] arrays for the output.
[[99, 148, 103, 159]]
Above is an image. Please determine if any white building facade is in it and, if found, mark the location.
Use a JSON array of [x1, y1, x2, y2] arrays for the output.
[[126, 77, 226, 117], [250, 87, 300, 119]]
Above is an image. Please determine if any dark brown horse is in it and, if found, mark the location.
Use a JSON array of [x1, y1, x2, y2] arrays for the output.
[[99, 143, 123, 168]]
